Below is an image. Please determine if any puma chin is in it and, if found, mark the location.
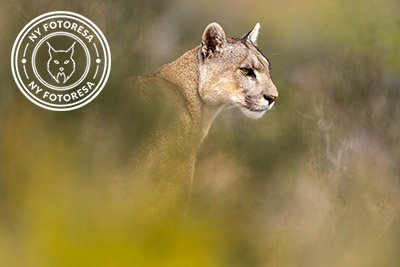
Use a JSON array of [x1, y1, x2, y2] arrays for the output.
[[239, 101, 275, 119], [198, 22, 278, 120]]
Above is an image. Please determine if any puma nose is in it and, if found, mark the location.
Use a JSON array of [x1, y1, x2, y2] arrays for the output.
[[263, 94, 277, 104], [59, 67, 64, 71]]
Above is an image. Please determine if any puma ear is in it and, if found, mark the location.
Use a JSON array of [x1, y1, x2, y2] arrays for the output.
[[240, 23, 260, 46], [47, 42, 55, 57], [201, 22, 227, 58], [66, 42, 76, 57]]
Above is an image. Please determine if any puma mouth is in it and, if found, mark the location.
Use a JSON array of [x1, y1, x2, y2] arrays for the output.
[[239, 101, 275, 119], [242, 101, 275, 113], [249, 107, 267, 112]]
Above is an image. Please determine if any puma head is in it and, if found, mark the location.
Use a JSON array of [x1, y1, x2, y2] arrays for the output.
[[198, 22, 278, 119]]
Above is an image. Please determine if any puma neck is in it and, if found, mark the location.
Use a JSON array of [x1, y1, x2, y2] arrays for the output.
[[152, 46, 222, 141]]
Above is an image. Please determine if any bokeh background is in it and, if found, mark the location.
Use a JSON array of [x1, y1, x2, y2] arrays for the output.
[[1, 0, 400, 266]]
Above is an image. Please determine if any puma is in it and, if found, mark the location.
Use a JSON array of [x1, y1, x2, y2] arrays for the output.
[[125, 22, 278, 202]]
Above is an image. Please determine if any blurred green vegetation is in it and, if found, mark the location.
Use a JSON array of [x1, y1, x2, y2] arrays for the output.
[[1, 0, 400, 266]]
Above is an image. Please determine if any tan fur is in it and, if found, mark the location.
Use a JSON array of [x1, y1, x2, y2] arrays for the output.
[[126, 22, 278, 201]]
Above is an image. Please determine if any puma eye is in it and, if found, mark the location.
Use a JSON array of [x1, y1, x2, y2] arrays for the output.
[[240, 68, 256, 78], [64, 60, 69, 64], [54, 60, 59, 64]]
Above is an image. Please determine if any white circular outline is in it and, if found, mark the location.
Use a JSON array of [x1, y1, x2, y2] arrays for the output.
[[12, 13, 109, 109], [11, 11, 111, 111], [13, 14, 108, 108], [32, 32, 91, 91], [12, 13, 110, 109]]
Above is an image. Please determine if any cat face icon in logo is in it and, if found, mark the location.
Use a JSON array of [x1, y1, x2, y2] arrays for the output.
[[47, 42, 76, 84], [11, 11, 111, 111]]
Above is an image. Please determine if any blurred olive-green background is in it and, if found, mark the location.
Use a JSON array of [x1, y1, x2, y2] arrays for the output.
[[1, 0, 400, 266]]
